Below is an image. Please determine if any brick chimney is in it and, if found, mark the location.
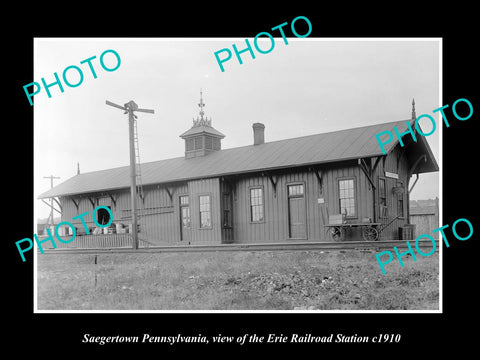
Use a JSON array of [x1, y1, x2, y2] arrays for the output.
[[252, 123, 265, 145]]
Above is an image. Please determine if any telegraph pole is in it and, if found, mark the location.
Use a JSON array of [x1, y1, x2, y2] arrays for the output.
[[43, 175, 60, 231], [127, 106, 138, 249], [106, 100, 154, 249]]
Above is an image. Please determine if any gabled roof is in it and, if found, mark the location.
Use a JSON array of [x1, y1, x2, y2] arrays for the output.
[[38, 119, 439, 199]]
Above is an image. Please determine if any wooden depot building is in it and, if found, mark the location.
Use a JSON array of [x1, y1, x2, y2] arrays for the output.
[[38, 96, 438, 248]]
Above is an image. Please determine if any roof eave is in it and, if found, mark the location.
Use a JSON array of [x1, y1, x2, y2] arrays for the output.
[[38, 154, 389, 199]]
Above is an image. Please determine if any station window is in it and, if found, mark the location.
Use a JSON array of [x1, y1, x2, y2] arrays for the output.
[[287, 184, 304, 197], [179, 195, 190, 228], [249, 187, 264, 222], [223, 193, 232, 228], [338, 178, 356, 217], [379, 178, 387, 218], [199, 195, 211, 228], [397, 181, 404, 218]]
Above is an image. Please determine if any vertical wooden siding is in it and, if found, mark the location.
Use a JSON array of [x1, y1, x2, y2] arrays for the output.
[[187, 178, 222, 244], [324, 162, 374, 240], [58, 145, 413, 247], [138, 183, 187, 245], [410, 214, 438, 239], [220, 179, 234, 243], [232, 163, 374, 243], [372, 144, 410, 239], [60, 183, 189, 246]]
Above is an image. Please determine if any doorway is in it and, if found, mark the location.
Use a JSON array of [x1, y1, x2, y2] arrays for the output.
[[179, 195, 191, 242], [287, 184, 306, 239]]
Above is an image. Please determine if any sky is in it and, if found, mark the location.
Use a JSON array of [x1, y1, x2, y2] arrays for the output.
[[34, 38, 441, 220]]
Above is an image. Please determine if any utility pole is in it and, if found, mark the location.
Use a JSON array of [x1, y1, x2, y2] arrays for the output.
[[43, 175, 60, 232], [106, 100, 154, 249]]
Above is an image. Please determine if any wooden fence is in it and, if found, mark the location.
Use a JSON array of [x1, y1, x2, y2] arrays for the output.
[[37, 233, 151, 249]]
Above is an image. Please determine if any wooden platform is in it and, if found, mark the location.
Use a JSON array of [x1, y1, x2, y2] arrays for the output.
[[40, 239, 440, 255]]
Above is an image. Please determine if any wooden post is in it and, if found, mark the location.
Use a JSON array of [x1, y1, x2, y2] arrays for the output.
[[43, 175, 60, 231], [106, 100, 154, 250], [128, 111, 139, 250]]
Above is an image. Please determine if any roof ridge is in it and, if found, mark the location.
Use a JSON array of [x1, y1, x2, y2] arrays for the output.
[[196, 118, 413, 155], [38, 118, 433, 199], [49, 119, 413, 177]]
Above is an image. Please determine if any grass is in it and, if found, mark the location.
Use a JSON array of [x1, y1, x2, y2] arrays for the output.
[[36, 249, 439, 311]]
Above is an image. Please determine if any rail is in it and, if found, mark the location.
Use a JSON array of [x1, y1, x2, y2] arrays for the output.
[[40, 239, 440, 255]]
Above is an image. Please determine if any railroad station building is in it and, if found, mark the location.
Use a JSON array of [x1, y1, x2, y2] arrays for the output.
[[38, 97, 438, 248]]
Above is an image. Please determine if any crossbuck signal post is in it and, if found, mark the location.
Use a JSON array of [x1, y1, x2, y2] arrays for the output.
[[106, 100, 155, 249]]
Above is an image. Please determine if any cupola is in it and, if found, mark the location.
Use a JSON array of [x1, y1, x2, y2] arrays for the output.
[[179, 90, 225, 159]]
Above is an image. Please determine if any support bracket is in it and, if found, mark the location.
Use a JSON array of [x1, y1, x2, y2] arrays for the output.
[[71, 198, 79, 212], [165, 186, 174, 203], [108, 194, 117, 208], [41, 199, 62, 215], [409, 173, 420, 193], [267, 174, 278, 197], [52, 197, 62, 211], [372, 156, 383, 174], [88, 197, 96, 209], [314, 169, 323, 194], [358, 158, 376, 190]]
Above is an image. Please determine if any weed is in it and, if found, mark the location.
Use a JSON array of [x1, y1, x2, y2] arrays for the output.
[[36, 250, 439, 310]]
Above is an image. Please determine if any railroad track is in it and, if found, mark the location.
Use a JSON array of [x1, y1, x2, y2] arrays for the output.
[[40, 239, 440, 255]]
